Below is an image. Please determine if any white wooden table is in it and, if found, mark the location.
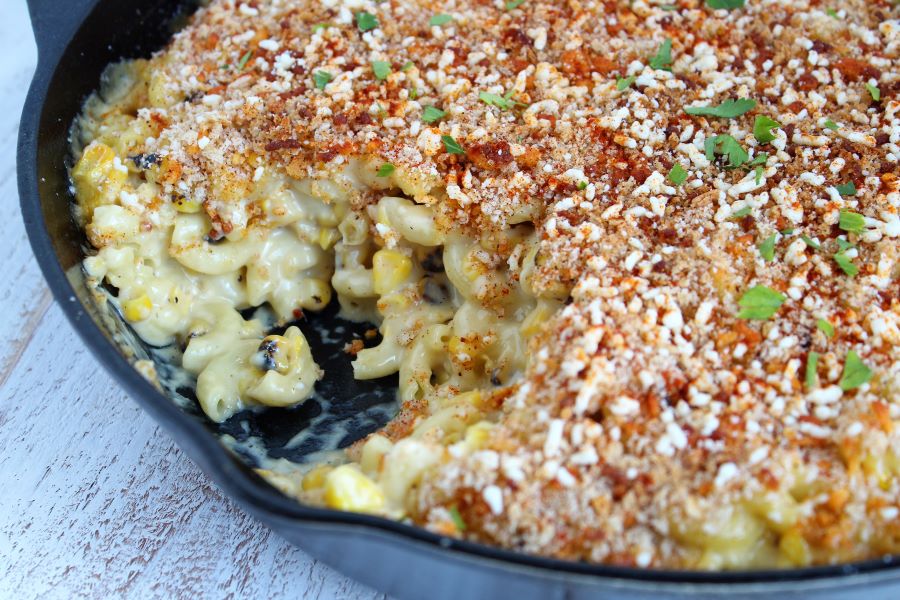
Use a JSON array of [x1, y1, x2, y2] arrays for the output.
[[0, 3, 382, 598]]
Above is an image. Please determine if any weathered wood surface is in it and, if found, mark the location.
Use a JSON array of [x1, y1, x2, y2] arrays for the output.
[[0, 3, 383, 598]]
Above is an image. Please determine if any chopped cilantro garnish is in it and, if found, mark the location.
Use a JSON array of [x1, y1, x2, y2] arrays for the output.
[[356, 11, 378, 32], [800, 235, 820, 250], [237, 50, 253, 71], [401, 61, 415, 72], [449, 505, 467, 531], [685, 98, 757, 118], [372, 60, 391, 81], [839, 350, 872, 391], [817, 319, 835, 338], [825, 8, 839, 18], [616, 76, 637, 91], [838, 209, 865, 233], [478, 90, 526, 111], [730, 206, 752, 219], [737, 285, 786, 320], [836, 238, 855, 252], [376, 163, 395, 177], [758, 234, 777, 262], [312, 23, 333, 33], [706, 0, 746, 9], [442, 135, 465, 155], [505, 0, 527, 9], [753, 115, 781, 143], [747, 152, 768, 167], [823, 119, 839, 131], [668, 164, 688, 185], [577, 181, 589, 190], [313, 70, 333, 90], [805, 351, 820, 389], [649, 39, 673, 71], [705, 134, 749, 168], [660, 4, 678, 10], [754, 165, 764, 185], [409, 87, 419, 99], [833, 252, 858, 277], [835, 182, 857, 197], [429, 13, 453, 26], [780, 228, 794, 235], [422, 105, 447, 123], [865, 83, 881, 102]]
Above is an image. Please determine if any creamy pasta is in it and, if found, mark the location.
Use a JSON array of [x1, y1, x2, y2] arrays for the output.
[[70, 0, 900, 570]]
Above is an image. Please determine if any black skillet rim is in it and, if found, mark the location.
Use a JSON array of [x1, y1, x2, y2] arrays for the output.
[[16, 0, 900, 590]]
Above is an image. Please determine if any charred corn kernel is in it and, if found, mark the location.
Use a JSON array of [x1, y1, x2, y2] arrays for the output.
[[464, 421, 494, 449], [301, 465, 331, 491], [122, 294, 153, 322], [373, 249, 413, 295], [779, 528, 812, 566], [324, 465, 385, 513], [173, 196, 201, 213], [318, 228, 340, 250]]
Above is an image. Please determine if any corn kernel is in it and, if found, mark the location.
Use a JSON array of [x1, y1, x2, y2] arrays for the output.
[[173, 196, 201, 213], [324, 465, 385, 513], [779, 528, 812, 566], [372, 249, 413, 295], [122, 294, 153, 322], [464, 421, 494, 449], [318, 228, 341, 250], [301, 465, 331, 491]]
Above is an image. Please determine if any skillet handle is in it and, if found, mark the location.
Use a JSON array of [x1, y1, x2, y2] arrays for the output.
[[26, 0, 99, 60]]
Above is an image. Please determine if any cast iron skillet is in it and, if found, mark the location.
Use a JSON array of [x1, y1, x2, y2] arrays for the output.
[[17, 0, 900, 597]]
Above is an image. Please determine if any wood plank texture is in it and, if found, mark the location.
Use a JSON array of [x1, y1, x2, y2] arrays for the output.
[[0, 3, 382, 598]]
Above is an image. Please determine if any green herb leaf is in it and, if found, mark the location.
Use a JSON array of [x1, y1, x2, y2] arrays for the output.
[[758, 234, 777, 262], [442, 135, 465, 154], [865, 83, 881, 102], [372, 60, 391, 81], [823, 119, 839, 131], [805, 351, 820, 389], [737, 285, 786, 320], [825, 8, 839, 18], [754, 165, 764, 185], [401, 61, 415, 72], [667, 164, 688, 185], [685, 98, 757, 118], [838, 209, 865, 233], [376, 163, 395, 177], [449, 505, 467, 531], [747, 152, 768, 167], [705, 134, 749, 168], [836, 238, 856, 252], [312, 23, 333, 33], [706, 0, 746, 9], [616, 76, 637, 91], [833, 252, 858, 277], [730, 206, 752, 219], [780, 228, 794, 235], [313, 70, 333, 90], [800, 235, 820, 250], [237, 50, 253, 71], [422, 105, 447, 123], [478, 90, 526, 111], [577, 181, 589, 190], [356, 11, 378, 32], [505, 0, 527, 9], [839, 350, 872, 391], [753, 115, 781, 143], [649, 39, 673, 71], [835, 182, 857, 197], [429, 13, 453, 26], [817, 319, 835, 338]]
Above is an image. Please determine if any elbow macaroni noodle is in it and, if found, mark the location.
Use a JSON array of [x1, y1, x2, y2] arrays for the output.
[[72, 57, 552, 522]]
